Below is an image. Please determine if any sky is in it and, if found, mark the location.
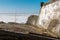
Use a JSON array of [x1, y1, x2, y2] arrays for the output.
[[0, 0, 48, 23], [0, 0, 48, 15]]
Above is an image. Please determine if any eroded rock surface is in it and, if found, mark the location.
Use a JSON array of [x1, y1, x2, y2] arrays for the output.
[[36, 0, 60, 37], [26, 15, 38, 26], [0, 23, 45, 35]]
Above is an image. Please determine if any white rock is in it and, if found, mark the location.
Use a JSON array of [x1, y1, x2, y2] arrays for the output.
[[36, 0, 60, 37]]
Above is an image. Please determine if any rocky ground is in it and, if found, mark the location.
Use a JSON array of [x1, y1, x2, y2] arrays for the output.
[[0, 22, 59, 40], [0, 22, 44, 34], [0, 30, 59, 40]]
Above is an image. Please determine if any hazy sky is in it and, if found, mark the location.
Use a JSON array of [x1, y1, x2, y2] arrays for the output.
[[0, 0, 48, 15]]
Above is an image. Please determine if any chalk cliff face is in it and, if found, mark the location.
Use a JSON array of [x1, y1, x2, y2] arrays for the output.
[[26, 15, 38, 26], [36, 0, 60, 37]]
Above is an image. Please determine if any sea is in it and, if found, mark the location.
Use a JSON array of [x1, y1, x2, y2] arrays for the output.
[[0, 14, 38, 23]]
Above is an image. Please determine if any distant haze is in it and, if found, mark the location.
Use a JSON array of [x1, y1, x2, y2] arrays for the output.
[[0, 14, 38, 23]]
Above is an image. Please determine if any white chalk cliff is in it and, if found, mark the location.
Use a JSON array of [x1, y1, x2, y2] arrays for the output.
[[36, 0, 60, 37]]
